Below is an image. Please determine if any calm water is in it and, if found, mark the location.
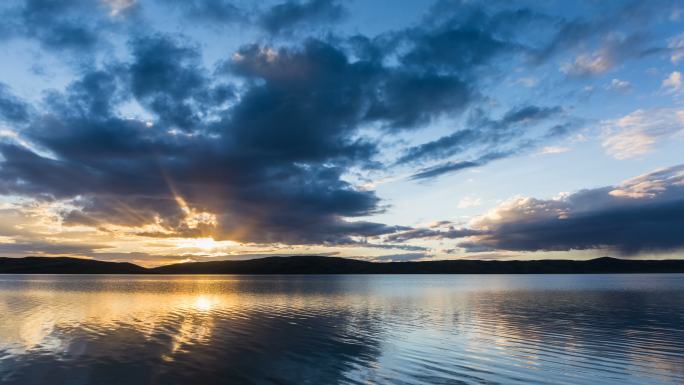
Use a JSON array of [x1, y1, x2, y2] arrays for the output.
[[0, 275, 683, 385]]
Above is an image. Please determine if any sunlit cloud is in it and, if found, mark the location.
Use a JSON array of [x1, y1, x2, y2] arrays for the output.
[[662, 71, 683, 94], [561, 51, 612, 76], [602, 108, 684, 159]]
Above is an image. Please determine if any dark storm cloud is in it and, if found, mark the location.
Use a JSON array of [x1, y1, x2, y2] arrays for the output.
[[18, 0, 98, 50], [164, 0, 245, 24], [398, 22, 512, 73], [0, 83, 30, 124], [128, 35, 234, 131], [462, 165, 684, 255], [223, 40, 381, 163], [159, 0, 345, 33], [365, 71, 472, 130], [223, 38, 475, 159], [259, 0, 347, 35], [0, 0, 135, 53], [393, 0, 560, 72]]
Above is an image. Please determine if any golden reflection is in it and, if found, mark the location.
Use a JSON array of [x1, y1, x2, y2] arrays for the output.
[[0, 283, 236, 358], [193, 295, 219, 311]]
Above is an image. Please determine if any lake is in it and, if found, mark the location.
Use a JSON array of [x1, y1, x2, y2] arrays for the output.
[[0, 274, 683, 385]]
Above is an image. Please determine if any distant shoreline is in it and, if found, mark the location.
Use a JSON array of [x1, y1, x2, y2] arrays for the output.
[[1, 255, 684, 274]]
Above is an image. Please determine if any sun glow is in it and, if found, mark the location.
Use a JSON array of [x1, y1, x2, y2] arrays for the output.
[[193, 295, 217, 312], [173, 196, 217, 229], [176, 237, 219, 250]]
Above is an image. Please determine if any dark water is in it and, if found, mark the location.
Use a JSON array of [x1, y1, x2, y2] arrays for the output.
[[0, 275, 683, 385]]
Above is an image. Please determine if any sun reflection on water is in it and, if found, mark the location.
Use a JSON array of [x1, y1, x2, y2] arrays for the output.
[[193, 295, 218, 311], [0, 281, 235, 359]]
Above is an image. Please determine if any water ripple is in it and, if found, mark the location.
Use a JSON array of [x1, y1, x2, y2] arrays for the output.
[[0, 274, 683, 384]]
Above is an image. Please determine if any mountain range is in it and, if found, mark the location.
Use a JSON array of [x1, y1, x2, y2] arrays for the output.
[[1, 255, 684, 274]]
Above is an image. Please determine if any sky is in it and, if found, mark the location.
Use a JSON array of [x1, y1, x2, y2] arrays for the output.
[[0, 0, 682, 267]]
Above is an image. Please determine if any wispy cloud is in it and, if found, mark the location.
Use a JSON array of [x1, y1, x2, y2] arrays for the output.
[[457, 196, 482, 209], [662, 71, 683, 94], [602, 108, 684, 159], [606, 78, 632, 92]]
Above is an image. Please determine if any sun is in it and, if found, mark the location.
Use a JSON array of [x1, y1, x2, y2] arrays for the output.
[[172, 237, 241, 255], [176, 237, 218, 251]]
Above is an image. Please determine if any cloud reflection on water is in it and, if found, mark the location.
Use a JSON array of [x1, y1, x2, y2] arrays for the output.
[[0, 275, 683, 385]]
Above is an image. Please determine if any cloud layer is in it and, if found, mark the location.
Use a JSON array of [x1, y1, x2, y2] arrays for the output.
[[0, 0, 681, 259]]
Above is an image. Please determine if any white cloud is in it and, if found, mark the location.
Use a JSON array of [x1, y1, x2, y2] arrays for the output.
[[602, 108, 684, 159], [538, 146, 570, 155], [606, 78, 631, 92], [561, 52, 612, 76], [609, 165, 684, 199], [561, 34, 650, 77], [662, 71, 682, 94], [472, 196, 568, 230]]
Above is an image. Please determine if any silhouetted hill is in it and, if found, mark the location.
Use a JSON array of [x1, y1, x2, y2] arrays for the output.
[[2, 255, 684, 274], [0, 256, 147, 274], [152, 255, 684, 274], [152, 255, 375, 274]]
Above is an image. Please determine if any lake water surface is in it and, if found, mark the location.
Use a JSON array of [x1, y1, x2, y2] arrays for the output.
[[0, 274, 683, 385]]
